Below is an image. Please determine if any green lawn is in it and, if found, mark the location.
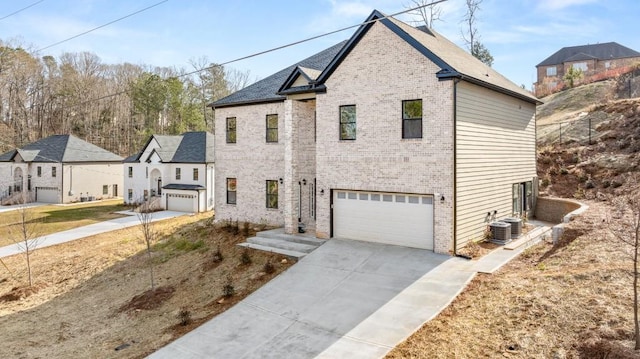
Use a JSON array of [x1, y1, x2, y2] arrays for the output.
[[0, 199, 128, 247]]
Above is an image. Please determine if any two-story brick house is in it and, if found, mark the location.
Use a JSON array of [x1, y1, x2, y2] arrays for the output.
[[536, 42, 640, 94], [0, 134, 123, 204], [124, 131, 215, 213], [211, 10, 540, 254]]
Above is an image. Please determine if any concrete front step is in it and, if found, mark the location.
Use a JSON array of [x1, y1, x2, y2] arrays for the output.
[[246, 236, 318, 254], [237, 242, 308, 260], [256, 229, 325, 247], [237, 228, 325, 260]]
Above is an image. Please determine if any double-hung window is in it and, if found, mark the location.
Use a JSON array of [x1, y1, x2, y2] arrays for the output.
[[176, 168, 181, 180], [339, 105, 356, 140], [226, 117, 237, 143], [227, 178, 237, 204], [193, 168, 199, 181], [402, 99, 423, 139], [266, 180, 278, 209], [266, 114, 278, 142]]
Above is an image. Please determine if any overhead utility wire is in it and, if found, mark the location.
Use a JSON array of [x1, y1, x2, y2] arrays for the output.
[[36, 0, 169, 52], [67, 0, 447, 107], [191, 0, 448, 78], [0, 0, 45, 22]]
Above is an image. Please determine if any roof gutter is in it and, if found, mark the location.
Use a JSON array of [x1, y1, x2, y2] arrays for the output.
[[438, 71, 542, 105]]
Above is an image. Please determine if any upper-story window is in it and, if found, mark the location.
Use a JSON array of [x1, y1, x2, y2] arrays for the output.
[[546, 67, 557, 76], [402, 99, 423, 139], [266, 114, 278, 143], [52, 166, 57, 177], [572, 62, 588, 72], [128, 166, 133, 178], [339, 105, 356, 140], [193, 168, 199, 181], [37, 166, 42, 177], [176, 168, 181, 180], [226, 117, 237, 143]]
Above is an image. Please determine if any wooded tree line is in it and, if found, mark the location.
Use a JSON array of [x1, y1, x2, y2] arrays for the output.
[[0, 40, 250, 156]]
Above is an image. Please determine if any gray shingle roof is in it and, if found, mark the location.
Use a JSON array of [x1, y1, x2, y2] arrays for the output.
[[213, 10, 538, 107], [130, 131, 214, 164], [0, 134, 122, 163], [211, 41, 347, 108], [537, 42, 640, 67], [171, 131, 215, 163]]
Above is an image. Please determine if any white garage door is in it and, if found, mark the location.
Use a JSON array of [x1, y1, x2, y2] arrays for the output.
[[167, 193, 196, 213], [36, 187, 59, 203], [333, 191, 434, 250]]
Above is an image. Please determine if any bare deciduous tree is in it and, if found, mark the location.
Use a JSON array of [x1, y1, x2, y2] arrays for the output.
[[461, 0, 494, 67], [137, 200, 158, 290], [610, 190, 640, 350], [406, 0, 443, 29], [10, 197, 42, 287]]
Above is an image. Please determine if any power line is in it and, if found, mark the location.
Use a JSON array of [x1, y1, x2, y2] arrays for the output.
[[36, 0, 169, 52], [70, 0, 447, 107], [0, 0, 45, 22]]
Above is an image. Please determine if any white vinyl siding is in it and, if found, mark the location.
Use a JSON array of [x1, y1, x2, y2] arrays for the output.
[[455, 81, 536, 249]]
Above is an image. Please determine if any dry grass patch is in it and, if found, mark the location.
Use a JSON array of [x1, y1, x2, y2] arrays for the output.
[[388, 201, 638, 358], [0, 199, 126, 247], [0, 213, 292, 359]]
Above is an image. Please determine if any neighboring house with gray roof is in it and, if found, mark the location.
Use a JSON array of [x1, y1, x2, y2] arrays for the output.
[[211, 10, 540, 254], [0, 134, 123, 204], [124, 131, 214, 213], [536, 42, 640, 94]]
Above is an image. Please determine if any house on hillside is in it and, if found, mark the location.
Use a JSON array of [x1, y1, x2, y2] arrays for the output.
[[124, 131, 214, 213], [0, 134, 123, 204], [210, 10, 541, 254], [536, 42, 640, 94]]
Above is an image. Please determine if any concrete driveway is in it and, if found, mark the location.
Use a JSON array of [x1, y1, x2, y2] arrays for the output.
[[0, 210, 186, 258], [150, 239, 478, 359]]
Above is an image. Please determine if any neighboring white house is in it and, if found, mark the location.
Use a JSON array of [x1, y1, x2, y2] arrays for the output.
[[0, 134, 123, 204], [123, 131, 215, 213], [210, 10, 541, 254]]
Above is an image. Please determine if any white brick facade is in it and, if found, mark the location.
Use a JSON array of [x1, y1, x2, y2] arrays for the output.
[[214, 102, 286, 226], [212, 11, 538, 255], [315, 21, 454, 253]]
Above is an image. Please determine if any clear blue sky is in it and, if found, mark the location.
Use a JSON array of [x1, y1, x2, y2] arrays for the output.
[[0, 0, 637, 91]]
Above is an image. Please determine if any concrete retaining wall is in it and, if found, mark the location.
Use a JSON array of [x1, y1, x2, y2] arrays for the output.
[[534, 196, 589, 243]]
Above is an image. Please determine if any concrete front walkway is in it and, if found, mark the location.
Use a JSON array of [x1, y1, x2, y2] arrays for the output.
[[150, 232, 544, 359], [0, 210, 186, 258]]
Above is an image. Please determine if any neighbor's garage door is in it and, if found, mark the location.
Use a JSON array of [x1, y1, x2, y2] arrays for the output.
[[333, 191, 434, 250], [166, 193, 196, 213], [36, 187, 59, 203]]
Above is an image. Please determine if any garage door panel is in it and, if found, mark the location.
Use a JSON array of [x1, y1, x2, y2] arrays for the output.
[[167, 193, 196, 213], [333, 191, 433, 250], [36, 187, 59, 203]]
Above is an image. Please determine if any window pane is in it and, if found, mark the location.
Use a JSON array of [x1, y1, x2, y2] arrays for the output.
[[403, 100, 422, 119], [403, 119, 422, 138], [228, 191, 236, 204], [267, 180, 278, 194], [396, 195, 405, 203], [340, 105, 355, 123], [227, 178, 237, 191], [266, 115, 278, 128], [348, 192, 357, 200], [371, 194, 380, 201], [383, 194, 392, 202], [341, 122, 356, 140]]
